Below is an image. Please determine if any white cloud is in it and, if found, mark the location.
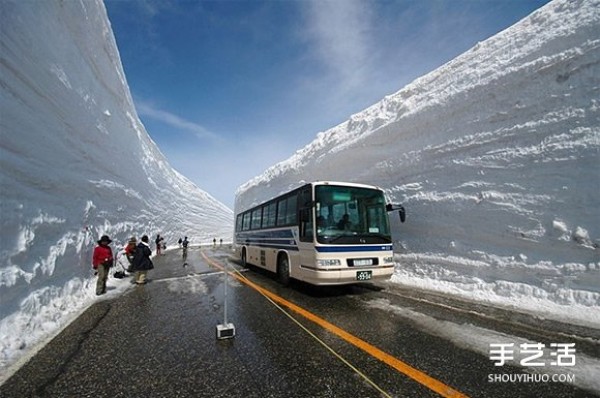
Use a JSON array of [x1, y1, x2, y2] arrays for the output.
[[136, 101, 219, 141], [302, 0, 374, 92]]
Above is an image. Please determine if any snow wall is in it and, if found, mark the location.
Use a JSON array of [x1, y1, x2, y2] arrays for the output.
[[237, 0, 600, 324], [0, 0, 232, 371]]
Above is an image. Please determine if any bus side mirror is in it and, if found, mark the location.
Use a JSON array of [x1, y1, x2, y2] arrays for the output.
[[386, 204, 406, 223], [398, 205, 406, 223]]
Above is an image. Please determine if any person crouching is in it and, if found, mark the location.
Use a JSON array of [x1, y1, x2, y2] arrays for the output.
[[92, 235, 114, 295], [131, 235, 154, 285]]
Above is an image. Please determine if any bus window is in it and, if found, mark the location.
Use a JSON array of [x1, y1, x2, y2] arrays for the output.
[[299, 187, 313, 242], [251, 208, 262, 230], [242, 212, 251, 231], [315, 185, 391, 244], [236, 214, 242, 232], [285, 195, 297, 225], [277, 195, 297, 226], [263, 202, 276, 228], [276, 198, 287, 226]]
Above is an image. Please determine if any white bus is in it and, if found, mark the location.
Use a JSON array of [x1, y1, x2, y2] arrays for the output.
[[234, 181, 405, 286]]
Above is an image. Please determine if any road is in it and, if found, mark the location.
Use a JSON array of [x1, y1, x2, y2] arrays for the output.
[[1, 247, 597, 398]]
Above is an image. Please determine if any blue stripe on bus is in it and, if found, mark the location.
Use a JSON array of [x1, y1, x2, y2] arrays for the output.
[[236, 229, 298, 251], [236, 230, 391, 253], [246, 243, 299, 251], [316, 245, 392, 253], [243, 239, 298, 246], [236, 230, 295, 239]]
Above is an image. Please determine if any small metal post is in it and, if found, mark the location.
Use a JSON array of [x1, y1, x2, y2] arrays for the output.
[[223, 270, 228, 324], [216, 263, 235, 339]]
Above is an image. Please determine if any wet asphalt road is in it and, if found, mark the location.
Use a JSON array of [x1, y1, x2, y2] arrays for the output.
[[1, 247, 597, 398]]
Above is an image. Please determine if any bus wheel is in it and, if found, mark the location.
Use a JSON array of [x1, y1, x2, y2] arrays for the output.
[[277, 255, 290, 286], [241, 248, 247, 267]]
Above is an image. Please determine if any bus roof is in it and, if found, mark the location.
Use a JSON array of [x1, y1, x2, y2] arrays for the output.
[[311, 181, 384, 191]]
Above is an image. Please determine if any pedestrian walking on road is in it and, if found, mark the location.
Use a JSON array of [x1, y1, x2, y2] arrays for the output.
[[182, 236, 189, 264], [92, 235, 114, 295], [155, 234, 164, 256], [132, 235, 154, 285]]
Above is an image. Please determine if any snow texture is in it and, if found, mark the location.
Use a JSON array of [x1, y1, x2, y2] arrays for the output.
[[0, 0, 232, 374], [237, 0, 600, 327]]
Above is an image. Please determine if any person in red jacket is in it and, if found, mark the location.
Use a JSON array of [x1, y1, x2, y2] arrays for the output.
[[92, 235, 114, 295]]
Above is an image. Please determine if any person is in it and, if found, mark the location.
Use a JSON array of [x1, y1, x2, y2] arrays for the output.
[[213, 238, 216, 247], [337, 214, 351, 230], [182, 236, 189, 263], [178, 237, 183, 248], [124, 236, 137, 272], [113, 248, 129, 278], [92, 235, 114, 295], [155, 234, 164, 256], [132, 235, 154, 285], [317, 216, 326, 227]]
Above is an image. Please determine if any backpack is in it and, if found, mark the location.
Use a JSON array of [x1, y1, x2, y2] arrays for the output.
[[113, 271, 126, 279]]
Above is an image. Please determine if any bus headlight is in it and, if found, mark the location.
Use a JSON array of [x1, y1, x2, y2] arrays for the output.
[[317, 259, 341, 267], [383, 256, 394, 264]]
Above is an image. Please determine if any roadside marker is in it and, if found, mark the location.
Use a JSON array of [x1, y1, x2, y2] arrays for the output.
[[215, 254, 235, 339]]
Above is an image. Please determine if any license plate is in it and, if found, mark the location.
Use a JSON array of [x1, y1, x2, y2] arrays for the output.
[[354, 259, 373, 266], [356, 270, 372, 281]]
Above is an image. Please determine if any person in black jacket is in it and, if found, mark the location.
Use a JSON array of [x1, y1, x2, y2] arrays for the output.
[[155, 234, 164, 256], [132, 235, 154, 285]]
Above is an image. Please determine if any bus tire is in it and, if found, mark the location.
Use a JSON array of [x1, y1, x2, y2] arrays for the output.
[[277, 254, 290, 286], [241, 248, 247, 267]]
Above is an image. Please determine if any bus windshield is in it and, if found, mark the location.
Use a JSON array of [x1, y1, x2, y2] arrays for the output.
[[315, 185, 391, 244]]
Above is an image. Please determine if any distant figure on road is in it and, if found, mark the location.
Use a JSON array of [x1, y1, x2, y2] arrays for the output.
[[155, 234, 164, 256], [213, 238, 216, 248], [219, 238, 223, 247], [132, 235, 154, 285], [182, 236, 189, 264], [92, 235, 114, 296]]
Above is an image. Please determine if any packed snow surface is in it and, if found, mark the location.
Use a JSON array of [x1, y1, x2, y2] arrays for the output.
[[237, 0, 600, 327], [0, 0, 232, 375]]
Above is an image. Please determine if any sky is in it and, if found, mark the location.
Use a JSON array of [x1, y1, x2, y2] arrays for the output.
[[104, 0, 550, 208]]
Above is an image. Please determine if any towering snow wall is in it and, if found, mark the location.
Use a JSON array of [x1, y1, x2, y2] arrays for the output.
[[237, 0, 600, 320], [0, 0, 232, 368]]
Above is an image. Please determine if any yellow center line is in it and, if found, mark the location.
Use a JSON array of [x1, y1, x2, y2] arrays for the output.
[[202, 252, 469, 398]]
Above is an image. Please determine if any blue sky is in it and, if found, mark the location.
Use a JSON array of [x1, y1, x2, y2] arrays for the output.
[[104, 0, 549, 208]]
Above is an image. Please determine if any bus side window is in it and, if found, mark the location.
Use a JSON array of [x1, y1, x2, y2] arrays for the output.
[[276, 199, 287, 226], [299, 188, 313, 242]]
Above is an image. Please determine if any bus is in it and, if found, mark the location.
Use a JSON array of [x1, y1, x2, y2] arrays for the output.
[[234, 181, 405, 286]]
